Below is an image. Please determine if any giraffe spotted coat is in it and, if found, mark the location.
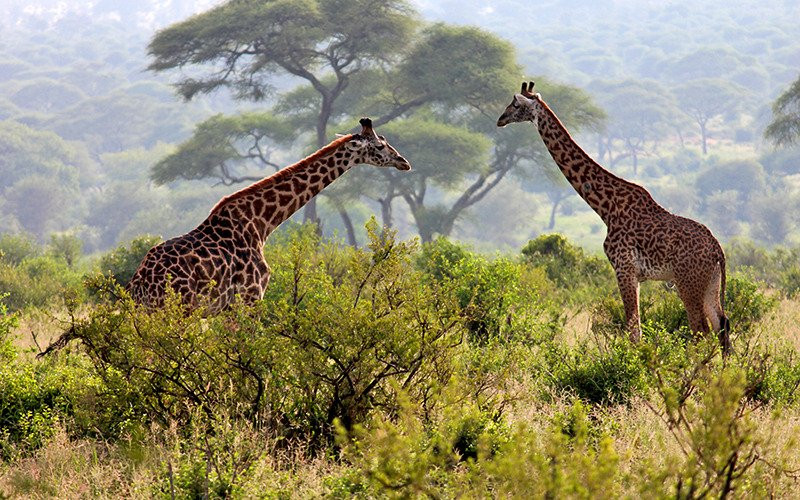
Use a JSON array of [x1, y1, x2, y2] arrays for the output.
[[125, 118, 411, 313], [497, 82, 730, 353]]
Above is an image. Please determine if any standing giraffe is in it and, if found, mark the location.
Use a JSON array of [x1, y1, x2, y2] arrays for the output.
[[497, 82, 730, 353], [126, 118, 411, 313]]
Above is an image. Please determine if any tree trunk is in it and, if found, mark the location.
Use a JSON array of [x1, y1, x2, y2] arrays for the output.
[[676, 126, 686, 148], [630, 146, 638, 176], [303, 197, 319, 227], [380, 198, 393, 230], [548, 196, 562, 230], [337, 206, 358, 247], [699, 121, 708, 154]]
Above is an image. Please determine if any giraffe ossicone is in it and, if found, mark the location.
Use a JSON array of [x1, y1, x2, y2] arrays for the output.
[[126, 118, 411, 313], [497, 82, 731, 354]]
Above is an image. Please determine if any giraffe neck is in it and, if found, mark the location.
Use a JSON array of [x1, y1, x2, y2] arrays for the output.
[[204, 135, 357, 248], [532, 99, 657, 225]]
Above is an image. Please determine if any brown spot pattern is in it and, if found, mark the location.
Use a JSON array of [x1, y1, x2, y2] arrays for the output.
[[126, 127, 411, 314], [497, 89, 730, 353]]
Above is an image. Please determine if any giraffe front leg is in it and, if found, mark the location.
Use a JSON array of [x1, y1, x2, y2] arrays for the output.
[[615, 269, 642, 342]]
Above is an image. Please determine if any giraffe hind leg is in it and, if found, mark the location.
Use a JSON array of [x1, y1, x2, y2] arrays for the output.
[[676, 282, 710, 333], [678, 271, 731, 355], [702, 267, 731, 355]]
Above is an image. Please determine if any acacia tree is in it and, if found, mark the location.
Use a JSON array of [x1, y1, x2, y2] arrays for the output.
[[150, 112, 295, 186], [592, 80, 677, 175], [147, 3, 604, 244], [673, 78, 746, 154], [147, 0, 416, 225], [765, 74, 800, 147], [326, 72, 603, 242]]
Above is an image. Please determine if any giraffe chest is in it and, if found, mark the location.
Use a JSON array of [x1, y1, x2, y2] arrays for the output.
[[633, 248, 675, 282], [607, 221, 676, 282]]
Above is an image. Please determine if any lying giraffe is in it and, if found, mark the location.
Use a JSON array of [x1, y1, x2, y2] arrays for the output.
[[497, 82, 730, 353], [126, 118, 411, 313]]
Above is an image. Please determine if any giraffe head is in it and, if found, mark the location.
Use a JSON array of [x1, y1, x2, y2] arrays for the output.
[[345, 118, 411, 171], [496, 81, 541, 127]]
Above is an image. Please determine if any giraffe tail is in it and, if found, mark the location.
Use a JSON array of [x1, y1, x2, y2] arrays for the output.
[[718, 256, 731, 356]]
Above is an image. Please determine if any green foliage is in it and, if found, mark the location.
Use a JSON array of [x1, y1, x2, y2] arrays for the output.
[[521, 233, 615, 304], [65, 223, 467, 442], [335, 398, 511, 497], [418, 237, 560, 345], [0, 233, 39, 266], [766, 74, 800, 147], [0, 297, 17, 364], [1, 226, 798, 495], [150, 112, 295, 185], [0, 253, 85, 312], [545, 339, 649, 405], [724, 274, 779, 333], [47, 233, 83, 268], [337, 397, 619, 498], [96, 235, 162, 287], [378, 119, 491, 190], [398, 23, 520, 108], [482, 401, 620, 498], [147, 0, 415, 101], [0, 321, 100, 459]]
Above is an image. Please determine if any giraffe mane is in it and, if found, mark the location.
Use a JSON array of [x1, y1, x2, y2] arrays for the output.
[[209, 133, 355, 214]]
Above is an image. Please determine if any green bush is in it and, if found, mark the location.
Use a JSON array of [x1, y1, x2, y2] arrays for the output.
[[0, 254, 85, 311], [0, 305, 100, 459], [748, 353, 800, 406], [419, 237, 560, 345], [0, 233, 39, 266], [591, 274, 776, 339], [726, 238, 800, 297], [481, 401, 621, 498], [336, 398, 620, 498], [725, 274, 778, 333], [0, 297, 17, 364], [96, 234, 161, 287], [521, 233, 615, 304], [544, 339, 649, 405], [61, 223, 467, 443]]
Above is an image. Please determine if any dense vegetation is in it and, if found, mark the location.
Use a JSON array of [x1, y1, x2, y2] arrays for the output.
[[2, 225, 800, 497], [3, 0, 800, 497]]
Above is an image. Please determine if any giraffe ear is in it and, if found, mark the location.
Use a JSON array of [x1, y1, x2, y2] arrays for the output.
[[335, 133, 346, 138], [345, 137, 368, 150]]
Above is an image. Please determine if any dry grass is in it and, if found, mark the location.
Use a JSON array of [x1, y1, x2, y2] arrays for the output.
[[0, 427, 161, 498], [762, 297, 800, 351], [4, 297, 800, 498]]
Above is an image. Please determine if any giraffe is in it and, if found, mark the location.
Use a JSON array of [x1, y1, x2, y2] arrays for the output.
[[125, 118, 411, 313], [497, 82, 731, 353]]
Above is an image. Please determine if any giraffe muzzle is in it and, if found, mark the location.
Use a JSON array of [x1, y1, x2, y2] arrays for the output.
[[395, 157, 412, 171]]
